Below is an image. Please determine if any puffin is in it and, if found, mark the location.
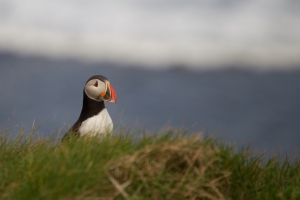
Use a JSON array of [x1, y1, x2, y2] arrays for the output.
[[62, 75, 117, 141]]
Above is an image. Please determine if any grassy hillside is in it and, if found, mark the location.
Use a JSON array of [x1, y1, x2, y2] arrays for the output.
[[1, 129, 300, 200]]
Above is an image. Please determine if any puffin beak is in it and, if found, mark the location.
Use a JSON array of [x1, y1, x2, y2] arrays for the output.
[[102, 82, 117, 103]]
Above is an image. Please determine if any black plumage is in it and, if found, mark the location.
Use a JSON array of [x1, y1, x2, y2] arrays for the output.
[[62, 75, 116, 142]]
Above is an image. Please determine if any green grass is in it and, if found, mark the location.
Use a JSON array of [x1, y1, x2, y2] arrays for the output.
[[1, 128, 300, 200]]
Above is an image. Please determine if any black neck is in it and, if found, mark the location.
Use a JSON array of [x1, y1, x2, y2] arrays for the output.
[[77, 91, 105, 123]]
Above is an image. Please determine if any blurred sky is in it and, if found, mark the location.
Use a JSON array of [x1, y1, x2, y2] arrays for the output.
[[0, 1, 300, 156], [0, 0, 299, 70]]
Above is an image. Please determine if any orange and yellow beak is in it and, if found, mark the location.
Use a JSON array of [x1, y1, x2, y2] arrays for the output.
[[102, 82, 117, 103]]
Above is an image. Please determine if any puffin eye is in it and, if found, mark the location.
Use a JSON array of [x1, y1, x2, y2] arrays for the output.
[[94, 81, 98, 87]]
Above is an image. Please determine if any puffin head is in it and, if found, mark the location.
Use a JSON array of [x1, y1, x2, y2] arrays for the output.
[[84, 75, 117, 103]]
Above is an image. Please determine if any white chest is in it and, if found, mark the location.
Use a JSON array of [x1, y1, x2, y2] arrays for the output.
[[78, 108, 113, 137]]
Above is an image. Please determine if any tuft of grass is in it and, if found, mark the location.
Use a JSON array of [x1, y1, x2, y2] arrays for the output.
[[1, 129, 300, 199]]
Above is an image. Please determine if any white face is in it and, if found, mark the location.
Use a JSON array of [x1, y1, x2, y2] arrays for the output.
[[84, 79, 107, 101]]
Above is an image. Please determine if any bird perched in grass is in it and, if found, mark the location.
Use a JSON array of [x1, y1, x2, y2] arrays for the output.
[[62, 75, 117, 142]]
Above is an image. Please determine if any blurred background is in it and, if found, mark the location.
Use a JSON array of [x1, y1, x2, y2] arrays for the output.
[[0, 0, 300, 156]]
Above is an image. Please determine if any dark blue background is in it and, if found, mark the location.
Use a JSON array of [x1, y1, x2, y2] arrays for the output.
[[1, 54, 300, 156]]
